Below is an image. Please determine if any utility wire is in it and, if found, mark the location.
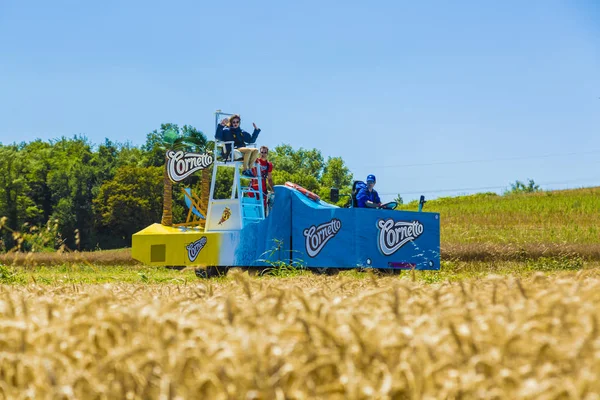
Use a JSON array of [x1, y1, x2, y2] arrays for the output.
[[379, 177, 600, 196], [359, 149, 600, 169]]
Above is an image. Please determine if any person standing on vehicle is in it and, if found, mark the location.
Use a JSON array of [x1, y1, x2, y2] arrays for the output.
[[215, 114, 261, 177], [356, 174, 382, 208], [249, 145, 274, 214]]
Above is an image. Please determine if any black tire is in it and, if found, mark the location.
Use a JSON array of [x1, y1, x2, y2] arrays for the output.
[[376, 269, 402, 276], [194, 268, 208, 279], [165, 265, 186, 271], [248, 266, 270, 276], [354, 267, 400, 275], [195, 266, 229, 279], [311, 267, 339, 276]]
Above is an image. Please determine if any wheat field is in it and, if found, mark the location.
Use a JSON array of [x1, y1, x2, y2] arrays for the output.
[[1, 269, 599, 399]]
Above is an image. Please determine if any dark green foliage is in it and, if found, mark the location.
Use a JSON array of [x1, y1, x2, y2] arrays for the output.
[[270, 144, 353, 206], [0, 144, 38, 247], [317, 157, 353, 206], [506, 179, 542, 195], [0, 132, 353, 251], [214, 167, 235, 200], [0, 133, 166, 250], [270, 144, 324, 180], [42, 137, 98, 249], [94, 166, 163, 247]]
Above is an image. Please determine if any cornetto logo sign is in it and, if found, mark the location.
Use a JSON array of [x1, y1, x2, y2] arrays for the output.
[[377, 219, 424, 256], [303, 218, 342, 258], [186, 237, 207, 262], [166, 150, 214, 182]]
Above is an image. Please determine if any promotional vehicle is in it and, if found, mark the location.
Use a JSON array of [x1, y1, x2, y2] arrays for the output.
[[131, 111, 440, 277]]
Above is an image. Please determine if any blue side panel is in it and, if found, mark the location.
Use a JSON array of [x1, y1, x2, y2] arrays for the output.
[[358, 209, 440, 270], [290, 190, 339, 209], [290, 192, 440, 270], [291, 196, 349, 268], [234, 187, 293, 266], [233, 185, 440, 270]]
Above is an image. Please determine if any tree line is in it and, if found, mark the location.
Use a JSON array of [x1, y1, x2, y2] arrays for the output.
[[0, 124, 354, 251]]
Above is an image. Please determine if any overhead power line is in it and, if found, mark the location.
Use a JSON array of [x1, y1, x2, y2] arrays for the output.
[[361, 149, 600, 169], [379, 177, 600, 196]]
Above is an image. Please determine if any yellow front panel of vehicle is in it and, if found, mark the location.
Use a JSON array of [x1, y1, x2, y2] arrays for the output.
[[132, 223, 226, 267]]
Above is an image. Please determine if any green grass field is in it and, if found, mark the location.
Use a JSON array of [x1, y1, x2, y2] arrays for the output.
[[400, 186, 600, 261], [1, 186, 599, 270], [400, 186, 600, 245], [1, 258, 598, 286]]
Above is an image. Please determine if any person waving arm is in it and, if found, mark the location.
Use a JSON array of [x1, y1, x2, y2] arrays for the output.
[[241, 122, 261, 144]]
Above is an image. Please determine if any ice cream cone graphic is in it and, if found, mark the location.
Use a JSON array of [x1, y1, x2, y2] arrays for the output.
[[218, 207, 232, 225]]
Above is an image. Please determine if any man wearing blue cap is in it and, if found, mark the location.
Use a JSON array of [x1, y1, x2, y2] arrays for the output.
[[356, 174, 382, 208]]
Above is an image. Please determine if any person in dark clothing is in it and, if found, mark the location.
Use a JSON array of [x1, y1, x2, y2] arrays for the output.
[[356, 174, 382, 208], [215, 114, 261, 177]]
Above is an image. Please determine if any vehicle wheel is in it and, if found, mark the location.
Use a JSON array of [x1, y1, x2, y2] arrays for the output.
[[246, 266, 269, 276], [376, 269, 401, 276], [311, 267, 328, 275], [194, 268, 208, 279], [311, 267, 339, 276], [195, 266, 229, 279]]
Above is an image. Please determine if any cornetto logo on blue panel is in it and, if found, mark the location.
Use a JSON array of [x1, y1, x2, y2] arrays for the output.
[[376, 219, 424, 256], [303, 218, 342, 257]]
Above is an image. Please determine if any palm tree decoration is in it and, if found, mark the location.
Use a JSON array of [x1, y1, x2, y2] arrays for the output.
[[157, 126, 208, 226], [200, 142, 214, 216]]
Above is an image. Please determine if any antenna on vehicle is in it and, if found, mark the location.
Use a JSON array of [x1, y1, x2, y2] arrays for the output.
[[418, 195, 427, 212]]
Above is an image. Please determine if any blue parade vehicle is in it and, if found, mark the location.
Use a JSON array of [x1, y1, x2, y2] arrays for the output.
[[131, 111, 440, 277]]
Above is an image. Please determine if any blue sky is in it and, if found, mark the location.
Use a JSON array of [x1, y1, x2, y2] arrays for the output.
[[1, 0, 598, 203]]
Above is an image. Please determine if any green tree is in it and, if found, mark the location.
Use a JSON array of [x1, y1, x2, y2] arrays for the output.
[[212, 168, 235, 200], [270, 144, 324, 179], [21, 140, 53, 225], [91, 138, 119, 184], [94, 166, 163, 247], [318, 157, 353, 206], [506, 179, 541, 195], [270, 144, 324, 192], [0, 144, 39, 248], [114, 141, 145, 169], [267, 144, 354, 203], [45, 136, 98, 249]]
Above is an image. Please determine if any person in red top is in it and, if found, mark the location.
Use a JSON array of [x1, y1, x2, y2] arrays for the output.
[[249, 145, 274, 215]]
